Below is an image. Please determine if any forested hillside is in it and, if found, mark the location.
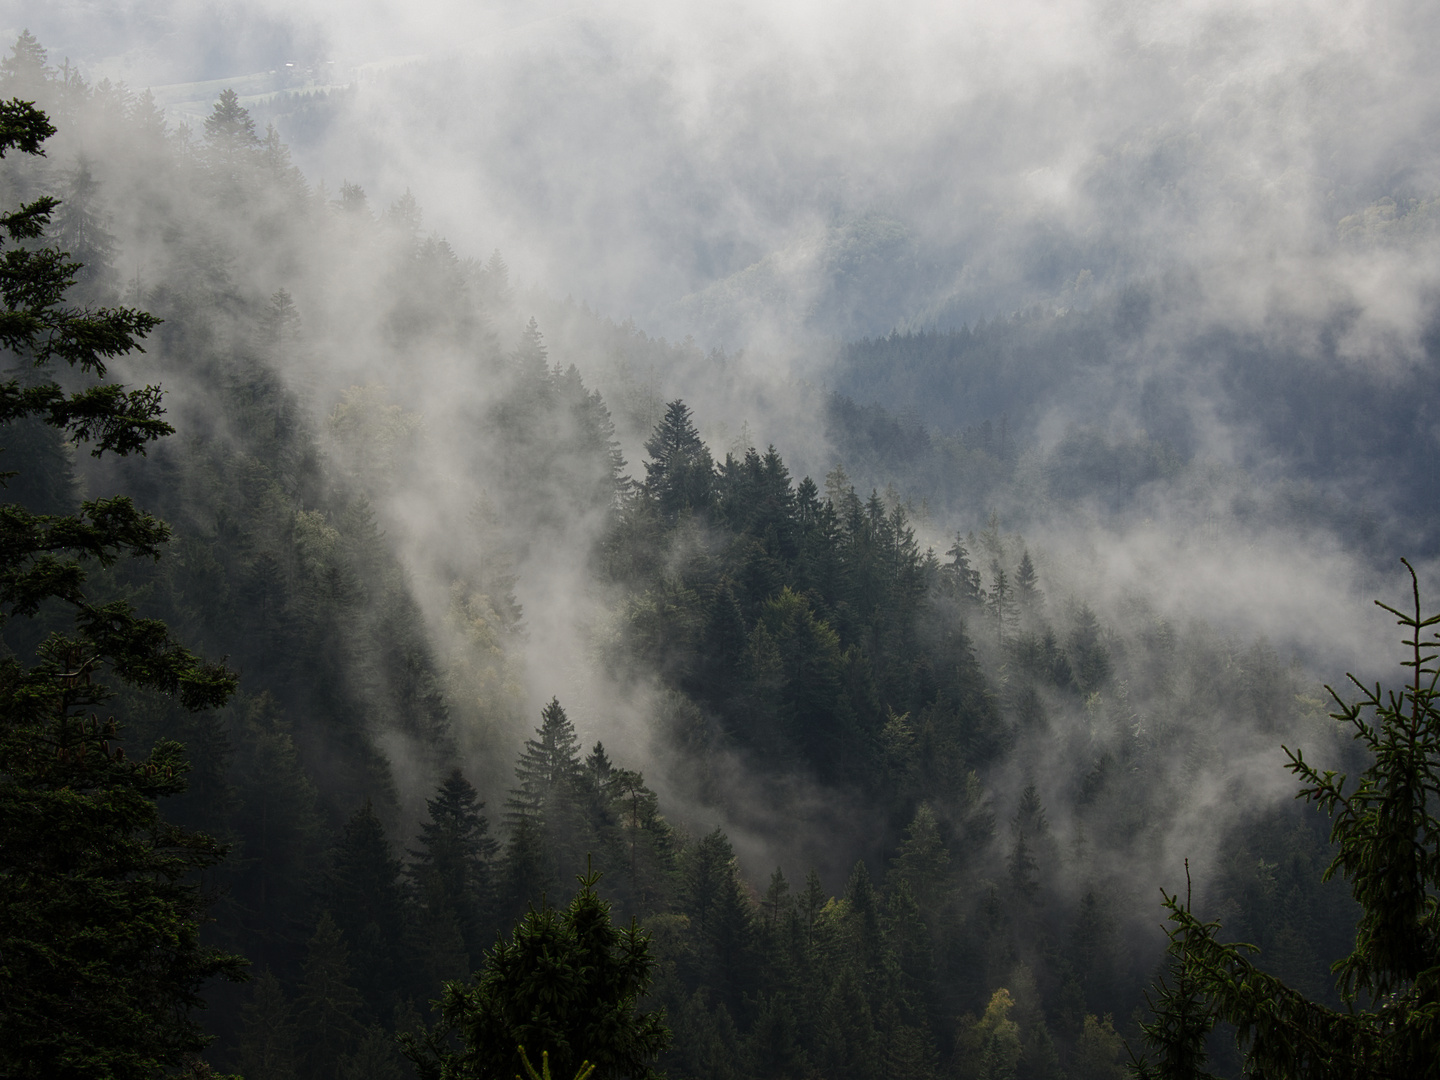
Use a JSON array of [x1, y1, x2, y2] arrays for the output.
[[0, 31, 1416, 1080]]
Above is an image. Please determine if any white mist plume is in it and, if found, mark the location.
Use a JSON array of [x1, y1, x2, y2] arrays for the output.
[[21, 0, 1440, 913]]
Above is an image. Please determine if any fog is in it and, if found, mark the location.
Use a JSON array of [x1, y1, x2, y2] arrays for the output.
[[21, 0, 1440, 337], [13, 0, 1440, 921]]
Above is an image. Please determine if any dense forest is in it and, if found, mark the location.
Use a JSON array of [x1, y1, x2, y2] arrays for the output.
[[1, 30, 1435, 1080]]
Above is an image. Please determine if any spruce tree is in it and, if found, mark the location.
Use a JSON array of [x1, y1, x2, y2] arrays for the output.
[[0, 98, 243, 1078], [1133, 563, 1440, 1079], [404, 869, 670, 1080], [296, 913, 366, 1080], [326, 799, 411, 1024], [643, 399, 715, 522], [236, 969, 301, 1080], [682, 829, 758, 1015], [1068, 604, 1111, 693], [203, 88, 258, 145], [987, 560, 1016, 646], [504, 698, 593, 909], [1130, 870, 1217, 1080], [52, 159, 116, 298], [410, 767, 499, 967], [0, 31, 51, 100], [514, 316, 550, 383], [943, 534, 983, 605], [1014, 549, 1042, 618]]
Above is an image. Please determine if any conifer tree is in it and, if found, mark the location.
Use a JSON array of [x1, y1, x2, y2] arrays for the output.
[[682, 829, 758, 1014], [338, 181, 370, 216], [842, 859, 884, 984], [326, 800, 411, 1023], [236, 969, 300, 1080], [52, 159, 116, 297], [404, 869, 670, 1080], [987, 560, 1017, 646], [943, 534, 983, 605], [204, 88, 258, 145], [342, 1025, 408, 1080], [202, 88, 261, 189], [296, 913, 366, 1080], [0, 98, 243, 1078], [643, 399, 715, 522], [801, 868, 828, 945], [504, 698, 593, 909], [129, 88, 167, 153], [1014, 549, 1042, 618], [1068, 604, 1111, 694], [410, 768, 499, 967], [514, 316, 550, 382], [1134, 564, 1440, 1079], [890, 803, 953, 919], [266, 288, 303, 366], [1130, 869, 1217, 1080], [0, 30, 51, 100], [763, 867, 792, 932]]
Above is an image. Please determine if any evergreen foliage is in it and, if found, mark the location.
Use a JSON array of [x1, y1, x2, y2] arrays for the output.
[[410, 767, 500, 968], [0, 97, 244, 1078], [504, 699, 594, 911], [1135, 564, 1440, 1079], [404, 869, 670, 1080], [643, 399, 715, 522]]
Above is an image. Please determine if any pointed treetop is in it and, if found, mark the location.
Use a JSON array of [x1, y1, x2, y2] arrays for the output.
[[203, 88, 258, 146], [1015, 548, 1042, 611], [338, 180, 369, 215], [0, 31, 52, 97], [643, 400, 715, 520], [386, 188, 422, 237], [514, 316, 549, 376], [510, 698, 584, 801]]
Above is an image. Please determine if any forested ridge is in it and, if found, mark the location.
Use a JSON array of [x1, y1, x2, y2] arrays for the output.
[[0, 31, 1428, 1080]]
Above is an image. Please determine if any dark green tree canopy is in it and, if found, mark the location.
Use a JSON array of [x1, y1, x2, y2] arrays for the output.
[[643, 399, 715, 522], [0, 98, 243, 1079], [404, 870, 670, 1080]]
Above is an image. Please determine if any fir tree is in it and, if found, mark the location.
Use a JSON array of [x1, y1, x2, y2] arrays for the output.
[[295, 913, 366, 1080], [1014, 549, 1042, 618], [643, 399, 715, 523], [943, 533, 983, 605], [504, 699, 592, 909], [404, 869, 670, 1080], [0, 99, 243, 1079], [326, 800, 411, 1024], [409, 768, 499, 967], [236, 969, 300, 1080], [0, 31, 51, 100], [1134, 564, 1440, 1079]]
